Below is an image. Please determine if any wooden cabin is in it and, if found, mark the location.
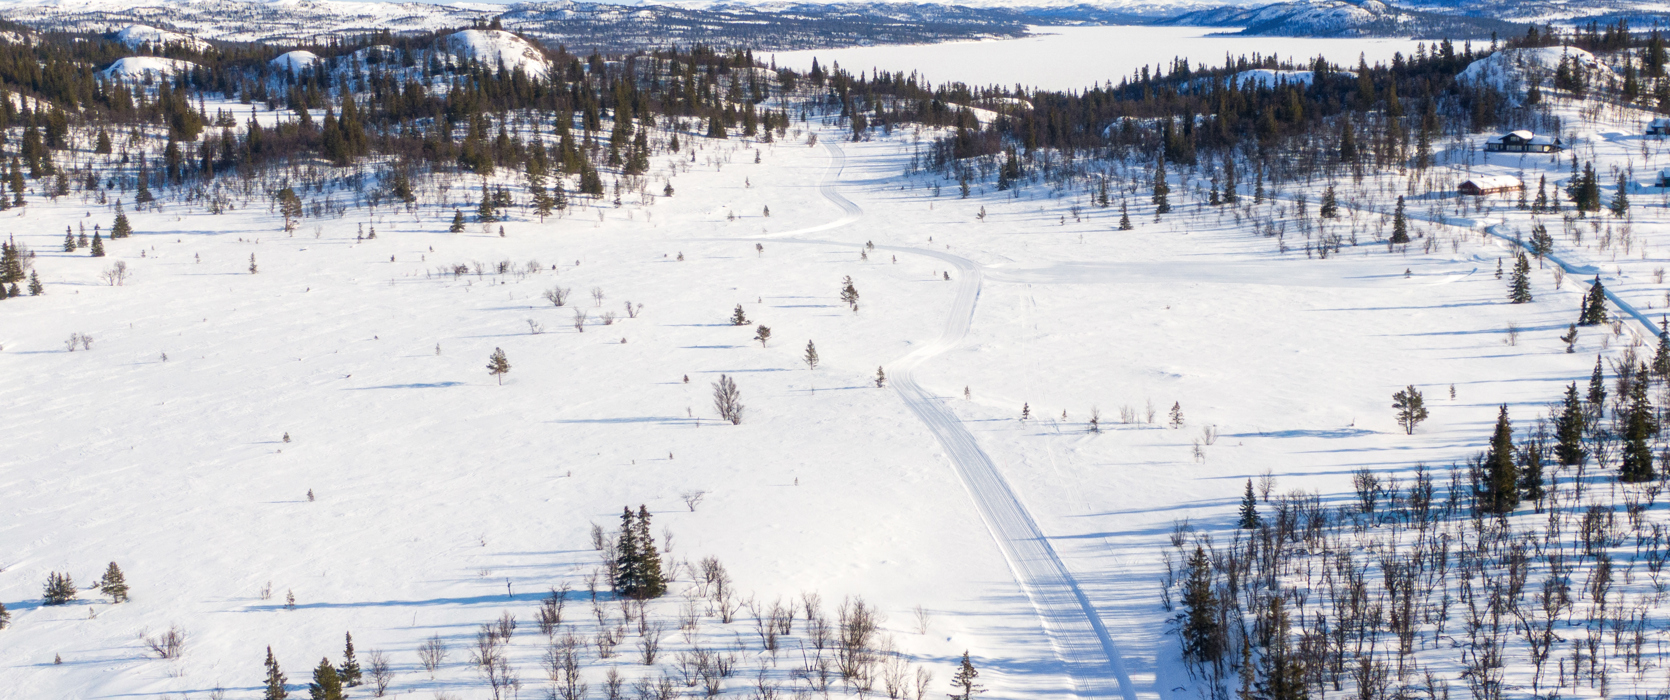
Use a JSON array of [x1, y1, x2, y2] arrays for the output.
[[1458, 175, 1523, 196], [1650, 118, 1670, 136], [1484, 130, 1562, 153]]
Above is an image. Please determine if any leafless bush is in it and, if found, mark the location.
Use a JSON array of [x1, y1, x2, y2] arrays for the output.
[[537, 584, 570, 636], [547, 630, 587, 700], [592, 287, 605, 305], [368, 650, 393, 697], [634, 673, 678, 700], [473, 624, 502, 671], [601, 311, 618, 325], [1505, 323, 1520, 346], [835, 597, 884, 685], [544, 286, 571, 307], [682, 490, 706, 511], [574, 309, 588, 332], [639, 621, 664, 664], [713, 375, 744, 425], [494, 611, 517, 641], [1119, 405, 1136, 424], [1200, 425, 1218, 446], [144, 624, 186, 659], [417, 634, 448, 678], [597, 623, 625, 658], [626, 301, 643, 318], [65, 332, 93, 351], [527, 319, 545, 334], [605, 667, 625, 700], [102, 260, 129, 286], [913, 605, 929, 634]]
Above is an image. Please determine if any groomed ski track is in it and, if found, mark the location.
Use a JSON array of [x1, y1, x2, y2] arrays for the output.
[[759, 141, 1140, 700]]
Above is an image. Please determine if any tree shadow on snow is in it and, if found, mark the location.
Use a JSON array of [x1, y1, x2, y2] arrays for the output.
[[345, 382, 464, 390]]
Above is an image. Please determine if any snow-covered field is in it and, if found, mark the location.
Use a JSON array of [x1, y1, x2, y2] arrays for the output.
[[6, 78, 1670, 700]]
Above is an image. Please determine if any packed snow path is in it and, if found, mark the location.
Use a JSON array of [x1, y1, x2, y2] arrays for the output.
[[776, 142, 1140, 700]]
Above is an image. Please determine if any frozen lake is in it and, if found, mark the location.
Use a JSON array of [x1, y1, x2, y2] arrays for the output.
[[773, 25, 1424, 92]]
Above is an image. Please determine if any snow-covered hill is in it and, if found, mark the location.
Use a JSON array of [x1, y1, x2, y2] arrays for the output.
[[113, 23, 211, 53], [268, 49, 320, 74], [443, 28, 550, 79], [98, 56, 199, 81], [1456, 46, 1619, 101]]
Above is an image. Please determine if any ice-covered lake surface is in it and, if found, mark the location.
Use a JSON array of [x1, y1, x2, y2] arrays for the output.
[[774, 25, 1422, 92]]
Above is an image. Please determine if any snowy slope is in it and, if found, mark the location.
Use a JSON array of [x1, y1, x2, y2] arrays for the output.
[[98, 56, 199, 80], [443, 28, 550, 79], [268, 49, 320, 74], [1456, 46, 1619, 100]]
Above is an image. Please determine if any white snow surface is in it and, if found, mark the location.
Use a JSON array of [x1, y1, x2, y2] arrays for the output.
[[268, 49, 320, 73], [443, 28, 550, 79], [98, 56, 199, 80]]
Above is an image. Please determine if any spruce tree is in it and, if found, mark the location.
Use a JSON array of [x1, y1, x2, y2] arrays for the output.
[[1319, 185, 1338, 218], [1390, 196, 1409, 244], [876, 366, 887, 388], [1656, 330, 1670, 377], [1621, 364, 1657, 482], [1509, 252, 1532, 303], [614, 506, 642, 595], [309, 657, 344, 700], [265, 646, 289, 700], [90, 232, 104, 257], [1152, 155, 1170, 215], [43, 571, 76, 604], [1578, 277, 1609, 325], [948, 651, 985, 700], [27, 270, 41, 296], [731, 304, 749, 325], [63, 226, 74, 252], [487, 347, 510, 385], [99, 562, 128, 602], [1237, 480, 1260, 529], [0, 600, 9, 630], [1554, 383, 1588, 467], [1179, 546, 1224, 669], [449, 209, 466, 233], [112, 206, 132, 238], [804, 340, 819, 370], [1520, 440, 1546, 504], [1480, 405, 1519, 514], [1254, 596, 1307, 700], [1610, 173, 1630, 218], [634, 505, 666, 598], [339, 632, 362, 687], [1118, 200, 1133, 230]]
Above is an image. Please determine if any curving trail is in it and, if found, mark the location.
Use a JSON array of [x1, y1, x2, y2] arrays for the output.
[[775, 142, 1139, 700]]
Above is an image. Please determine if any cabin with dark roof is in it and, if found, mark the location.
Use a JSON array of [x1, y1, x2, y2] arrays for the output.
[[1484, 130, 1561, 153]]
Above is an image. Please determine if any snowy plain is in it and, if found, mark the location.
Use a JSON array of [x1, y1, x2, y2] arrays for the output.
[[6, 60, 1670, 700]]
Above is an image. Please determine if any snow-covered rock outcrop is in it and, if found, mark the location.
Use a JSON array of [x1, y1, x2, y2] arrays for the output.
[[99, 56, 198, 81], [442, 29, 549, 79]]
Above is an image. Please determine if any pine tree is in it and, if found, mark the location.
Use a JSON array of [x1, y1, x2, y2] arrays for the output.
[[265, 646, 289, 700], [804, 340, 819, 370], [338, 632, 362, 686], [1390, 196, 1409, 244], [1579, 276, 1609, 325], [1554, 383, 1588, 467], [90, 232, 104, 257], [63, 226, 74, 252], [948, 651, 985, 700], [0, 600, 9, 630], [99, 562, 128, 602], [1237, 480, 1260, 529], [1319, 185, 1338, 218], [249, 254, 259, 274], [134, 164, 153, 205], [487, 347, 510, 385], [1118, 200, 1133, 230], [840, 276, 860, 311], [43, 571, 76, 605], [309, 657, 344, 700], [1169, 402, 1184, 428], [1509, 252, 1532, 303], [449, 209, 466, 233], [634, 505, 666, 598], [1480, 405, 1519, 514], [614, 506, 640, 595], [1180, 545, 1224, 671], [28, 270, 41, 296], [1392, 385, 1428, 435], [875, 366, 887, 388], [94, 129, 112, 154], [1655, 331, 1670, 377], [731, 304, 749, 326], [1621, 363, 1657, 482], [1520, 439, 1546, 505], [476, 181, 497, 222], [1610, 173, 1630, 218]]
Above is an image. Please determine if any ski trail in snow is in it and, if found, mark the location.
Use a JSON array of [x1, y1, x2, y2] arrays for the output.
[[767, 142, 1140, 700]]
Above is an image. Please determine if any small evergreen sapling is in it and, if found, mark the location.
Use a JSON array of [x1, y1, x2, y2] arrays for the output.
[[1237, 480, 1261, 529], [310, 657, 345, 700], [730, 304, 749, 326], [948, 651, 984, 700], [111, 206, 132, 238], [264, 646, 289, 700], [90, 232, 104, 257], [804, 340, 819, 370], [840, 276, 860, 312], [487, 347, 510, 385], [1168, 402, 1184, 429], [753, 324, 771, 347], [875, 366, 886, 388], [1390, 196, 1409, 244], [339, 632, 362, 687], [449, 209, 466, 233], [99, 562, 129, 602], [1509, 252, 1532, 303], [1392, 385, 1428, 435], [1578, 276, 1609, 325], [0, 600, 9, 630], [249, 254, 259, 274]]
